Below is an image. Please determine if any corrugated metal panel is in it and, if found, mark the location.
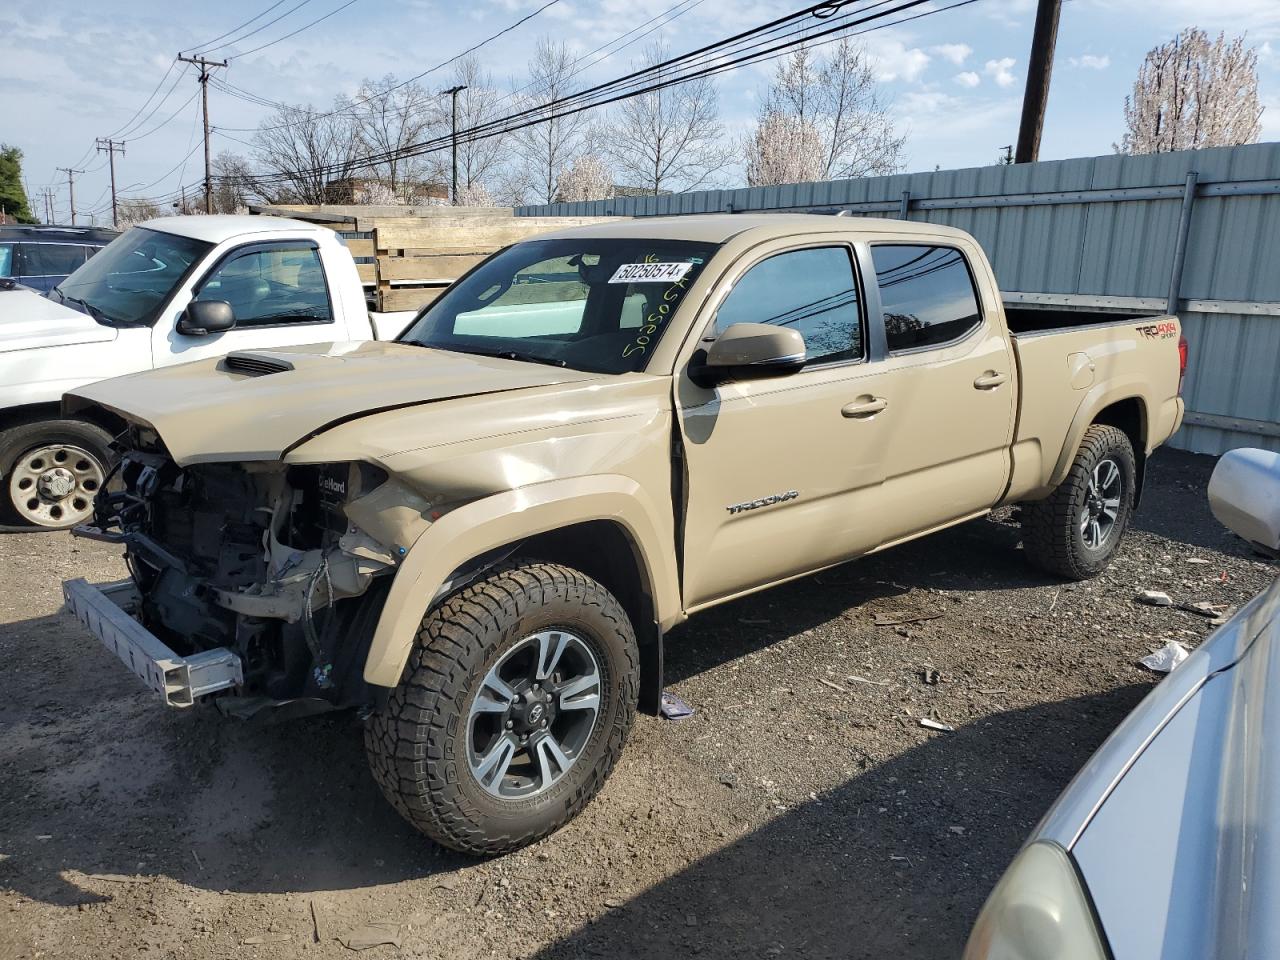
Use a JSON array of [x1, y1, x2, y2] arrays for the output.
[[518, 143, 1280, 456]]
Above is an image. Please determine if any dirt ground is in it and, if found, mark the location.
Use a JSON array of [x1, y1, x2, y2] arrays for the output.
[[0, 448, 1274, 960]]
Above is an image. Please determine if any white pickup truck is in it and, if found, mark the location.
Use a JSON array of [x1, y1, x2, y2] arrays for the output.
[[0, 215, 414, 528]]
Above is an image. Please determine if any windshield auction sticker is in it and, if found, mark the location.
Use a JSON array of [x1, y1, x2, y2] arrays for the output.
[[609, 261, 694, 284]]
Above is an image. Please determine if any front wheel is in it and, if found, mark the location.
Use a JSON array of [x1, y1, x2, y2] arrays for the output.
[[1021, 424, 1137, 580], [365, 561, 639, 855], [0, 420, 113, 529]]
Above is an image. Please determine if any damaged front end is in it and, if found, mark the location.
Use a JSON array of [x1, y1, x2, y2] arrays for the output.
[[74, 428, 427, 716]]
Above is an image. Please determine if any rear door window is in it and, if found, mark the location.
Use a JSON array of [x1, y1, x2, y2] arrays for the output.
[[19, 243, 87, 278], [871, 245, 982, 352]]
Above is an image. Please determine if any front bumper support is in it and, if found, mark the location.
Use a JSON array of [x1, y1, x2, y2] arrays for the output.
[[63, 578, 243, 708]]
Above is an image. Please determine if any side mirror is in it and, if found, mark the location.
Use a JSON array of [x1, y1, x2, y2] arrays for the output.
[[690, 322, 806, 387], [177, 299, 236, 336], [1208, 448, 1280, 558]]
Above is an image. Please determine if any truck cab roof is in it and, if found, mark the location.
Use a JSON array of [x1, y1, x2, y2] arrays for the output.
[[534, 212, 973, 245], [137, 214, 334, 244]]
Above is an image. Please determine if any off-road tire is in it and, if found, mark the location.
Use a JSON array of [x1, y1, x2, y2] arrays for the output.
[[0, 419, 114, 529], [1022, 424, 1137, 580], [365, 561, 639, 855]]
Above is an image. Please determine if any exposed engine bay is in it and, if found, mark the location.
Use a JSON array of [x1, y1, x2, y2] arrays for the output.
[[85, 426, 429, 713]]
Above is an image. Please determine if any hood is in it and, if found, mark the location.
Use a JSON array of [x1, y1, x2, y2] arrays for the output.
[[0, 289, 116, 354], [66, 340, 599, 465]]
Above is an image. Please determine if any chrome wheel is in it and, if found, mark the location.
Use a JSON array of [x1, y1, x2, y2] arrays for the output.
[[1080, 457, 1122, 550], [467, 629, 602, 800], [8, 443, 104, 528]]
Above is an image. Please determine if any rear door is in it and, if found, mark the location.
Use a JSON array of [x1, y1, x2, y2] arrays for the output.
[[863, 240, 1016, 540], [676, 238, 898, 609], [155, 241, 341, 366]]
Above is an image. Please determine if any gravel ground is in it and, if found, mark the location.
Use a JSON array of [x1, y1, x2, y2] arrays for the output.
[[0, 448, 1274, 960]]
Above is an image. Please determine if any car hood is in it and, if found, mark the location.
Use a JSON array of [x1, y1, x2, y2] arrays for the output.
[[0, 289, 116, 354], [65, 340, 600, 465]]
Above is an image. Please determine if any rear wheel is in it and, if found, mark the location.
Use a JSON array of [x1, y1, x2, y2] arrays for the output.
[[365, 561, 639, 855], [1022, 424, 1136, 580], [0, 420, 112, 529]]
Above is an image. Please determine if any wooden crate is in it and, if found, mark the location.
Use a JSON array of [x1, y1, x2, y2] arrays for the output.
[[371, 215, 624, 312]]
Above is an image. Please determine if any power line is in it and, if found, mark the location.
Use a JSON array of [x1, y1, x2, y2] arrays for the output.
[[192, 0, 315, 56], [102, 59, 180, 140], [240, 0, 955, 188], [215, 0, 563, 132], [228, 0, 362, 60], [178, 54, 229, 212], [186, 0, 294, 55]]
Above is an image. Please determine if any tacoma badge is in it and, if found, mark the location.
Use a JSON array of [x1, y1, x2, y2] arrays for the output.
[[726, 490, 799, 514]]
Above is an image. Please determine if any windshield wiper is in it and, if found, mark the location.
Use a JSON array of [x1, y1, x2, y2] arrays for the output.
[[444, 346, 568, 368], [63, 295, 117, 327]]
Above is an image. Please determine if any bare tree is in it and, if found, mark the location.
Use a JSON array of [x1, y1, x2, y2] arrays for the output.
[[599, 43, 733, 195], [451, 55, 510, 198], [511, 38, 589, 204], [351, 74, 441, 197], [747, 39, 905, 184], [252, 100, 365, 204], [744, 111, 826, 187], [211, 151, 264, 213], [1119, 28, 1263, 155], [116, 198, 165, 226], [555, 154, 613, 202]]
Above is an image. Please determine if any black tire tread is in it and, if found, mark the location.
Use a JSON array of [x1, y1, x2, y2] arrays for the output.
[[365, 560, 638, 856], [1022, 423, 1135, 581]]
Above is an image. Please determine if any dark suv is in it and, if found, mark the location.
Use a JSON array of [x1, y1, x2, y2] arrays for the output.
[[0, 225, 119, 293]]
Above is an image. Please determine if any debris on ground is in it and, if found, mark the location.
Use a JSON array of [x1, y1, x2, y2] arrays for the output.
[[818, 678, 850, 694], [920, 668, 940, 685], [1139, 641, 1191, 673], [1135, 589, 1174, 607], [659, 692, 695, 721], [919, 718, 955, 732], [847, 675, 891, 687], [1184, 557, 1212, 565], [242, 934, 292, 945], [873, 611, 944, 627], [1179, 601, 1232, 620], [341, 922, 402, 951]]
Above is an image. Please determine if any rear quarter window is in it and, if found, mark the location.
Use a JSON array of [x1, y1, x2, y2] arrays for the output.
[[871, 244, 982, 352]]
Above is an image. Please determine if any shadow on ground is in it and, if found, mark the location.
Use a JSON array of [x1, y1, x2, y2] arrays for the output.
[[535, 686, 1149, 960]]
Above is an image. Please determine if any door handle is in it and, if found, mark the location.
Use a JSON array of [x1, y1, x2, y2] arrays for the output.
[[842, 396, 889, 418], [973, 371, 1008, 390]]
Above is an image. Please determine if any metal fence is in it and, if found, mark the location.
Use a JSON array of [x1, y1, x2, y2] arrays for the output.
[[518, 142, 1280, 456]]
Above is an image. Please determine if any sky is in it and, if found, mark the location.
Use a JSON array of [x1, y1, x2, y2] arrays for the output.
[[2, 0, 1278, 224]]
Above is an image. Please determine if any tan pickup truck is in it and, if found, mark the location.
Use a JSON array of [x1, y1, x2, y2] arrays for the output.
[[63, 214, 1186, 854]]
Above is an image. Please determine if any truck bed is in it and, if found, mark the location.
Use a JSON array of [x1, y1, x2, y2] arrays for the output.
[[1004, 305, 1169, 336]]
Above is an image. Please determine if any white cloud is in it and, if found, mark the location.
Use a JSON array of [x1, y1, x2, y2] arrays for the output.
[[865, 37, 932, 83], [931, 43, 973, 66], [984, 57, 1017, 88], [954, 71, 981, 88], [1069, 54, 1111, 70]]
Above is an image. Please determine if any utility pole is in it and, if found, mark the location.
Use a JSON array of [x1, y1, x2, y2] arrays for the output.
[[95, 137, 126, 228], [442, 85, 468, 205], [57, 167, 84, 225], [43, 188, 54, 225], [1015, 0, 1062, 163], [177, 53, 228, 213]]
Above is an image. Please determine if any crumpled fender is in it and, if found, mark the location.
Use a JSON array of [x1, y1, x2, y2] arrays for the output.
[[364, 473, 680, 688]]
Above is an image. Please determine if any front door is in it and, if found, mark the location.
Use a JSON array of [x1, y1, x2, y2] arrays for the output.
[[677, 241, 896, 610], [155, 241, 342, 366]]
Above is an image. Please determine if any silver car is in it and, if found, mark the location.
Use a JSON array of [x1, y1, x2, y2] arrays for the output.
[[965, 448, 1280, 960]]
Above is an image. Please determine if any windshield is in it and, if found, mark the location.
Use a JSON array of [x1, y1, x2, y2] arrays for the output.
[[400, 238, 718, 374], [54, 227, 211, 325]]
